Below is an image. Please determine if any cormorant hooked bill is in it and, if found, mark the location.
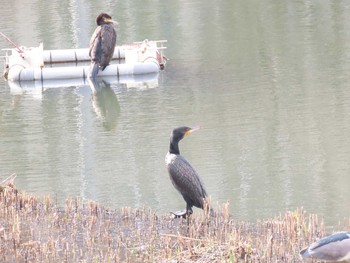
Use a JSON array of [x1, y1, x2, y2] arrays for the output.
[[89, 13, 117, 78], [165, 126, 211, 218]]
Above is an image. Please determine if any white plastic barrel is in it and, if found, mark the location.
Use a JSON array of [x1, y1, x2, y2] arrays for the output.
[[42, 46, 125, 63], [7, 62, 160, 81]]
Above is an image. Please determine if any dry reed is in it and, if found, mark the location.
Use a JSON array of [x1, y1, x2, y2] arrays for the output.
[[0, 175, 348, 262]]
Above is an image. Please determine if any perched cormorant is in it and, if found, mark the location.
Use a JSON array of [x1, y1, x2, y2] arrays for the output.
[[165, 126, 210, 218], [89, 13, 117, 78], [300, 232, 350, 262]]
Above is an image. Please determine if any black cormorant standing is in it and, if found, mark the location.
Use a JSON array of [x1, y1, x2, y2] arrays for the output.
[[165, 126, 210, 218], [89, 13, 117, 78]]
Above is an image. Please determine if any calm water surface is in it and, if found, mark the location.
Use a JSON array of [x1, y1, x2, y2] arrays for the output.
[[1, 1, 350, 227]]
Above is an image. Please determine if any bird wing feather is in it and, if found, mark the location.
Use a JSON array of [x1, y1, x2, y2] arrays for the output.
[[99, 24, 117, 68], [167, 155, 207, 208], [302, 232, 350, 261], [311, 232, 350, 251], [89, 26, 102, 60]]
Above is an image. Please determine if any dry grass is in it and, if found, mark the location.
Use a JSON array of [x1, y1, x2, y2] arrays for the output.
[[0, 176, 348, 262]]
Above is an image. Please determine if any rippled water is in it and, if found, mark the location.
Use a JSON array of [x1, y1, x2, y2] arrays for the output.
[[1, 0, 350, 226]]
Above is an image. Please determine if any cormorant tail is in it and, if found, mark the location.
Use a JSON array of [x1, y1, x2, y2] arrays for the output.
[[90, 62, 99, 79]]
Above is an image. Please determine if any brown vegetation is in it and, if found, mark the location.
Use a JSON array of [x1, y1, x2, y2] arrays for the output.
[[0, 175, 348, 262]]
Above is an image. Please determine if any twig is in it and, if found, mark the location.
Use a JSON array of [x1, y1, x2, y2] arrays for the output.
[[0, 32, 25, 53], [160, 233, 208, 242], [0, 173, 17, 186]]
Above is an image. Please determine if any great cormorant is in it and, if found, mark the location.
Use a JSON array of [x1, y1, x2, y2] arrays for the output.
[[165, 126, 210, 218], [89, 13, 117, 78], [300, 232, 350, 262]]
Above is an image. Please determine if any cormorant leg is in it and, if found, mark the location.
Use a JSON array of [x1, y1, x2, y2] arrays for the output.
[[186, 205, 193, 225], [186, 204, 193, 216]]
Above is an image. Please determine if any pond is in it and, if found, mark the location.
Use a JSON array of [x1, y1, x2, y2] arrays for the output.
[[1, 0, 349, 227]]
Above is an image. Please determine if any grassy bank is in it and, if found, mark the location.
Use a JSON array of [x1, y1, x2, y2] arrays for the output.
[[0, 176, 348, 262]]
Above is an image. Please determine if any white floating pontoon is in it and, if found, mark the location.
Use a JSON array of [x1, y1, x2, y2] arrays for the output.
[[2, 40, 167, 81]]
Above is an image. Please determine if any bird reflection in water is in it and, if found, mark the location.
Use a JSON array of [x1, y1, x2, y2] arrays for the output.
[[88, 78, 120, 131]]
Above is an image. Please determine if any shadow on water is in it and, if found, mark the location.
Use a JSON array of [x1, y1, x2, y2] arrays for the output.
[[88, 78, 120, 131]]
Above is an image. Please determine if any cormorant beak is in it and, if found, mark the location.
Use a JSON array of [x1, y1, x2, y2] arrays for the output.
[[185, 126, 200, 136], [104, 18, 118, 25]]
